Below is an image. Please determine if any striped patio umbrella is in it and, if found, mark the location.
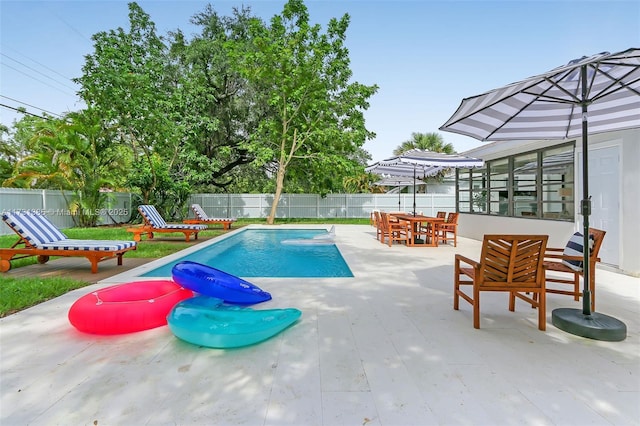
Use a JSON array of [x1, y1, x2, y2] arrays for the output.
[[440, 47, 640, 341], [366, 149, 484, 215], [374, 176, 425, 211]]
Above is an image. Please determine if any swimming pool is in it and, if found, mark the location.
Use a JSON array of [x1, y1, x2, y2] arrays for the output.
[[141, 228, 353, 278]]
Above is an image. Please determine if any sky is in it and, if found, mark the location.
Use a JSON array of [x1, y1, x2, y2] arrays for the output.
[[1, 0, 639, 163]]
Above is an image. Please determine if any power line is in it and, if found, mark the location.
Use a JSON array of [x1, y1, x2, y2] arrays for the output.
[[0, 95, 64, 118], [1, 62, 77, 97], [0, 103, 50, 120], [1, 52, 77, 92], [1, 45, 75, 83]]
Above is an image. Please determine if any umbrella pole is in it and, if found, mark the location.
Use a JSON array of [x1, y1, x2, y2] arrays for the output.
[[551, 65, 626, 341], [413, 166, 417, 216]]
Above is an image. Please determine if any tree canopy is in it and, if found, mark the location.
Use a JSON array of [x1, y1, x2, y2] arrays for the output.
[[1, 1, 386, 222], [393, 132, 455, 155]]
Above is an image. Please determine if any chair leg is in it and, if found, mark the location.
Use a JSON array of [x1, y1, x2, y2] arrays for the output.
[[454, 277, 460, 310], [589, 262, 596, 312], [473, 285, 480, 329], [538, 291, 546, 331]]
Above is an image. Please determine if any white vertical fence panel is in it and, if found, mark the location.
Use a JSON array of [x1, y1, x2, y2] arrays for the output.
[[0, 189, 134, 235], [1, 189, 455, 235]]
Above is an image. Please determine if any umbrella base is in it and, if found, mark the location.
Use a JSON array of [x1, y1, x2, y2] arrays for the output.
[[552, 308, 626, 342]]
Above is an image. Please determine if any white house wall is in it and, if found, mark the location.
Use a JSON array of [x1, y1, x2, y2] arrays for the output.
[[460, 128, 640, 276]]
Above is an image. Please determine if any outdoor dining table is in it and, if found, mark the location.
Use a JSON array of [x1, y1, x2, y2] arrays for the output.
[[391, 213, 447, 247]]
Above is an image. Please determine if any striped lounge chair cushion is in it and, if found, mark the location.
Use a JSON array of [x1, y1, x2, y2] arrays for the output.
[[38, 239, 136, 251], [138, 205, 169, 227], [191, 204, 209, 221], [191, 204, 236, 221], [138, 205, 207, 230], [562, 232, 595, 272], [2, 210, 67, 245], [161, 223, 207, 230], [2, 210, 136, 251]]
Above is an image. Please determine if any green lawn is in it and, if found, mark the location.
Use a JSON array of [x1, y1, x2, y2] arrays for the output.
[[0, 218, 368, 316]]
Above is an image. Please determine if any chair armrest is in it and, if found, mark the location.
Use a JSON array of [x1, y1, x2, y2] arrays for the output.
[[455, 254, 479, 269], [390, 221, 410, 228], [546, 247, 564, 252], [545, 253, 583, 261], [545, 253, 601, 263]]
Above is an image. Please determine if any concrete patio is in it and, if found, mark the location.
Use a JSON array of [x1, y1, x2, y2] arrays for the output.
[[1, 224, 638, 425]]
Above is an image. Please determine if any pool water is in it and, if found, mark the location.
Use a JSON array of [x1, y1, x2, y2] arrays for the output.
[[141, 229, 353, 278]]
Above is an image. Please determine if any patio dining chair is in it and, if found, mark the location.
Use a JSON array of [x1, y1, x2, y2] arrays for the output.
[[373, 211, 384, 242], [379, 212, 410, 247], [437, 212, 459, 247], [454, 234, 548, 330], [416, 211, 447, 243]]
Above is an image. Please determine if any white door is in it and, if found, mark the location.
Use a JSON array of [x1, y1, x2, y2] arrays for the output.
[[578, 145, 620, 266]]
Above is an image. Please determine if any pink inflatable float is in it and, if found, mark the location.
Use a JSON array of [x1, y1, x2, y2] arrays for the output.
[[68, 280, 193, 334]]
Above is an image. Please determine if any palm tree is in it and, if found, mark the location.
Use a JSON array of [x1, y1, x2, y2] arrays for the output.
[[393, 132, 455, 155], [4, 110, 127, 226]]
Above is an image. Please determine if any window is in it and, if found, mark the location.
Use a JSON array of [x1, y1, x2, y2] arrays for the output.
[[457, 143, 574, 221], [541, 147, 574, 219], [489, 158, 508, 216]]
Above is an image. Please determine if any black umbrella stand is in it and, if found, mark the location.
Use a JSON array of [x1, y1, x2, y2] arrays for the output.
[[551, 66, 627, 341]]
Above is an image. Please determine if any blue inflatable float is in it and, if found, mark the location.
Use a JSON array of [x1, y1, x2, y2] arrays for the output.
[[171, 261, 272, 305], [167, 296, 302, 348]]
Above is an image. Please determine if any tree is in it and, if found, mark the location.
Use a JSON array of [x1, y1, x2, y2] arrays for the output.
[[0, 124, 22, 183], [3, 110, 127, 226], [235, 0, 378, 223], [343, 172, 378, 193], [393, 132, 455, 155], [166, 5, 261, 193], [76, 2, 184, 211]]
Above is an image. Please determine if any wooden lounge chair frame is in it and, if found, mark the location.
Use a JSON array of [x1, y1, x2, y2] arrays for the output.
[[1, 210, 137, 274], [127, 205, 208, 242], [183, 204, 237, 230], [454, 234, 548, 330]]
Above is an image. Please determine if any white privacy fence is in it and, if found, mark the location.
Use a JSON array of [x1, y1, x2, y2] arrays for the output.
[[189, 193, 455, 219], [0, 188, 135, 235], [0, 188, 456, 235]]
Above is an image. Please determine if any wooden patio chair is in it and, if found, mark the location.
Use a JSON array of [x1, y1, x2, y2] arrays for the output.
[[373, 211, 384, 242], [437, 212, 459, 247], [417, 211, 447, 243], [0, 210, 137, 274], [380, 212, 410, 247], [454, 234, 548, 330], [542, 228, 606, 312]]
